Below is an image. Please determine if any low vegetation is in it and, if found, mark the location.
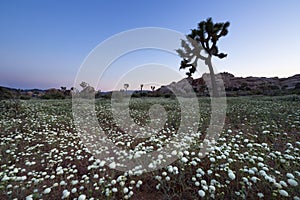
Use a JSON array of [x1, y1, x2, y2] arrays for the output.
[[0, 96, 299, 199]]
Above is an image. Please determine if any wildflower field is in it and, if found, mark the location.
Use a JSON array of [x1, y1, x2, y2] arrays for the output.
[[0, 96, 299, 199]]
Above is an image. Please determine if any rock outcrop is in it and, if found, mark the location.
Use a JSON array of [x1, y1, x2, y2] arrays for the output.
[[157, 72, 300, 96]]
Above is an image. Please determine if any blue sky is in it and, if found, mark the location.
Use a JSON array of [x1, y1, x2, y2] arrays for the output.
[[0, 0, 299, 90]]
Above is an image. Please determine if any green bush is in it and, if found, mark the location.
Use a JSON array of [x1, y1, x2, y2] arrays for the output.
[[20, 95, 31, 100], [41, 92, 65, 99]]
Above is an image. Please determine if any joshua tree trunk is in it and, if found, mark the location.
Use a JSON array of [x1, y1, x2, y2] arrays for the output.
[[206, 58, 218, 97]]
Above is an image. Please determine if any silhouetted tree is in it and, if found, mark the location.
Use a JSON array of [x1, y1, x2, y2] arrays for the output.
[[60, 86, 66, 92], [180, 59, 196, 77], [124, 83, 129, 91], [177, 17, 230, 96]]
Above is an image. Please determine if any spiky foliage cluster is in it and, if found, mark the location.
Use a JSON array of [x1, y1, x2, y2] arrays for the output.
[[190, 18, 229, 59], [176, 36, 205, 77], [124, 83, 129, 91], [151, 86, 155, 91], [176, 18, 230, 77]]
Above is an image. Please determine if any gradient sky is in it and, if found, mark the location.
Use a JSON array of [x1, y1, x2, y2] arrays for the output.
[[0, 0, 299, 91]]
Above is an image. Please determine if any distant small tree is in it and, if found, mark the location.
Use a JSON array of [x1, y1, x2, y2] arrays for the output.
[[41, 88, 65, 99], [124, 83, 129, 91], [60, 86, 66, 92], [151, 86, 155, 92], [140, 84, 144, 91], [177, 17, 230, 97]]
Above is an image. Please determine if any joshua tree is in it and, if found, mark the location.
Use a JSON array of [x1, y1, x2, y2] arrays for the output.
[[124, 83, 129, 91], [176, 17, 230, 97], [140, 84, 144, 91], [60, 86, 66, 92], [151, 86, 155, 92]]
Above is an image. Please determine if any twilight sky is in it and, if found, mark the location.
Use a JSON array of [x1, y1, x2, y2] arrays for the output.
[[0, 0, 299, 91]]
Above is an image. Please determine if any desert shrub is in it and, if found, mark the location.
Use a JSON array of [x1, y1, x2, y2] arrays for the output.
[[41, 89, 65, 99], [0, 87, 15, 100], [251, 89, 263, 95], [270, 94, 300, 102], [41, 94, 65, 99], [20, 95, 31, 100], [163, 93, 172, 98]]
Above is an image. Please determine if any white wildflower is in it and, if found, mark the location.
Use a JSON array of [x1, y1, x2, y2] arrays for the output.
[[279, 189, 289, 197], [287, 179, 298, 186], [109, 162, 116, 169], [78, 194, 86, 200], [123, 187, 129, 194], [257, 193, 264, 198], [71, 188, 77, 193], [181, 157, 188, 163], [198, 189, 205, 197], [287, 173, 295, 179], [280, 180, 288, 187], [228, 170, 236, 180], [43, 187, 51, 194], [62, 190, 70, 199]]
